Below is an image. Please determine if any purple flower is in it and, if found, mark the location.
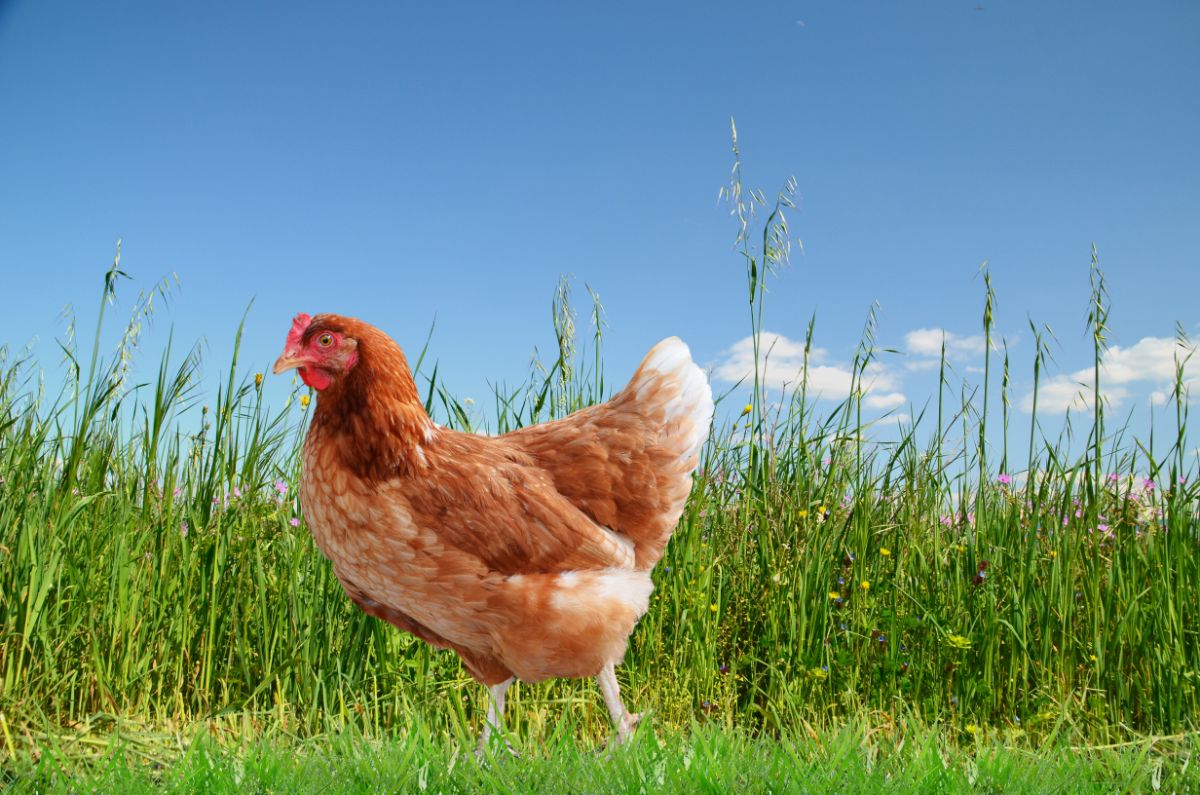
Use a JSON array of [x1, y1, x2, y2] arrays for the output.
[[180, 521, 189, 538], [1144, 478, 1156, 491], [997, 473, 1012, 486], [289, 517, 301, 527], [274, 480, 289, 496], [232, 486, 242, 499]]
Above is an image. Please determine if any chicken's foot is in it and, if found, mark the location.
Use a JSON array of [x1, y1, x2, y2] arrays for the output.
[[476, 677, 517, 758], [596, 662, 642, 746]]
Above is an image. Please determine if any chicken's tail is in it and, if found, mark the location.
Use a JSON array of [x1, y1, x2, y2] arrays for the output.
[[507, 336, 713, 571], [627, 336, 714, 470], [489, 569, 654, 682], [616, 337, 714, 566]]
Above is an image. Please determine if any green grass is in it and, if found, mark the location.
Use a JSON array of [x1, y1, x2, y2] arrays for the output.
[[2, 142, 1198, 787], [6, 721, 1199, 794]]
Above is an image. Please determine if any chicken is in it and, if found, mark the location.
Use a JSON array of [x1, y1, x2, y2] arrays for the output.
[[272, 312, 713, 750]]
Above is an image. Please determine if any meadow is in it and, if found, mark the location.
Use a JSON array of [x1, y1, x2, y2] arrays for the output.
[[2, 157, 1199, 792]]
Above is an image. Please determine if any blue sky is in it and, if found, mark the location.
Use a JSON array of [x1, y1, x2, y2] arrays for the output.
[[2, 2, 1198, 457]]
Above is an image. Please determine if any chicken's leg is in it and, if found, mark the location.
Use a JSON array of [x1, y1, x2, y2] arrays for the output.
[[596, 662, 641, 746], [477, 677, 515, 757]]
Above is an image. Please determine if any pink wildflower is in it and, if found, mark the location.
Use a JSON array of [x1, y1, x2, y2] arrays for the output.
[[289, 517, 301, 527]]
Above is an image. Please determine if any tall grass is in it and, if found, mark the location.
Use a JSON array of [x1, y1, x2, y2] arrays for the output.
[[1, 153, 1198, 768]]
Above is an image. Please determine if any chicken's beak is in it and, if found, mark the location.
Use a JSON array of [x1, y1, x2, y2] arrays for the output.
[[273, 352, 305, 374]]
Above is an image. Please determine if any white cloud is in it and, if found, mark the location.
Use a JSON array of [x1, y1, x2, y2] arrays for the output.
[[904, 328, 987, 360], [862, 361, 902, 392], [713, 331, 906, 407], [865, 391, 907, 410], [1018, 336, 1198, 414]]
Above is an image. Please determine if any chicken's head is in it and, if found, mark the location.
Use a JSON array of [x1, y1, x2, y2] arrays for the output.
[[272, 313, 360, 391]]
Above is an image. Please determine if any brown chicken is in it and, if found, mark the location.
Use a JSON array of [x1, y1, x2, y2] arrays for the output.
[[273, 313, 712, 750]]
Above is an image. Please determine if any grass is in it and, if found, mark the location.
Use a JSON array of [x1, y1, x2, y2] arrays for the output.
[[2, 136, 1198, 788], [6, 721, 1199, 794]]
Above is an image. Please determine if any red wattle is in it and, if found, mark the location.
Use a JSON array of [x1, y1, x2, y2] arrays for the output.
[[299, 367, 332, 391]]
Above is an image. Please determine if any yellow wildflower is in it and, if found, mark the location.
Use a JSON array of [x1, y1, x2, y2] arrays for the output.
[[741, 404, 752, 416], [299, 394, 311, 409], [827, 591, 841, 600], [254, 372, 263, 388], [710, 603, 719, 613], [859, 580, 870, 592], [798, 509, 808, 518], [880, 548, 891, 557]]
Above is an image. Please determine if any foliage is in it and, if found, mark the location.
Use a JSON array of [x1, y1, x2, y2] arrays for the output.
[[2, 140, 1198, 782]]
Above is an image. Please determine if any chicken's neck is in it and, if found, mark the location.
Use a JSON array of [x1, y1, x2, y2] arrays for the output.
[[312, 344, 434, 481]]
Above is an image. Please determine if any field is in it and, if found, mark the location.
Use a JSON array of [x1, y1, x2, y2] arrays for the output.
[[2, 170, 1199, 791]]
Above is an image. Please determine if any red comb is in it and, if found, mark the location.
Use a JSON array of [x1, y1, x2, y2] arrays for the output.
[[286, 313, 312, 350]]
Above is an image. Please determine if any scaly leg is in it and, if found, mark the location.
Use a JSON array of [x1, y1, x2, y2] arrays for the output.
[[477, 677, 515, 757], [595, 662, 641, 745]]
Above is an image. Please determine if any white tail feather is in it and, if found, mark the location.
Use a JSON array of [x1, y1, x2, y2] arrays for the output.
[[635, 337, 714, 466]]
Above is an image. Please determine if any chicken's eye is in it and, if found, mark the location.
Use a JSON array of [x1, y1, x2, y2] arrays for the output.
[[317, 333, 334, 348]]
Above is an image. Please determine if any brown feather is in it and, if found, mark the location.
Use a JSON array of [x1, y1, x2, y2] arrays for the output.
[[295, 316, 712, 684]]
